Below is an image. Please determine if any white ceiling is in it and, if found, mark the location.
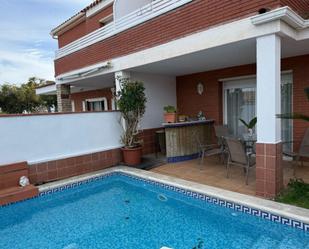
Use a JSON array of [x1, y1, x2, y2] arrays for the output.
[[70, 72, 115, 90], [68, 36, 309, 89], [130, 37, 309, 77]]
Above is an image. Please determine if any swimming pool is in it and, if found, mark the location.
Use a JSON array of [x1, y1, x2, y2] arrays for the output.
[[1, 169, 309, 249]]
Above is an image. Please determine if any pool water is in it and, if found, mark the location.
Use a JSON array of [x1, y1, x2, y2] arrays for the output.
[[1, 174, 309, 249]]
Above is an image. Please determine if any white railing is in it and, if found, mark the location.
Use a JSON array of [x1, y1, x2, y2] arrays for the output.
[[55, 0, 193, 59], [0, 112, 122, 165]]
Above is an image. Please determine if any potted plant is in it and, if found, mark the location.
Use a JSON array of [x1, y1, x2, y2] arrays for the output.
[[163, 105, 177, 123], [239, 117, 257, 136], [116, 78, 147, 166]]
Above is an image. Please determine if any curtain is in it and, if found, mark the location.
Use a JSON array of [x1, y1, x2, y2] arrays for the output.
[[226, 87, 256, 137]]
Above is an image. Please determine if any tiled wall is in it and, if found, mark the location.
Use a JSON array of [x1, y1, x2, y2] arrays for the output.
[[28, 149, 122, 185], [26, 127, 161, 185], [256, 143, 283, 198], [0, 162, 29, 190]]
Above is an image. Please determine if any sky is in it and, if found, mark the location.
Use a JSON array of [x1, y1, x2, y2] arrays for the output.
[[0, 0, 93, 84]]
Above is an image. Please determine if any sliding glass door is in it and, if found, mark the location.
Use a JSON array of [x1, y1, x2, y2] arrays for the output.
[[223, 74, 293, 146], [224, 78, 256, 137], [281, 74, 293, 151], [225, 87, 256, 137]]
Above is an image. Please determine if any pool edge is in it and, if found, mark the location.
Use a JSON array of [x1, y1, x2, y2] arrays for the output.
[[10, 166, 309, 232]]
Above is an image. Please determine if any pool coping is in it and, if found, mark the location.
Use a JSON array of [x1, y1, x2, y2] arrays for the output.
[[37, 166, 309, 232]]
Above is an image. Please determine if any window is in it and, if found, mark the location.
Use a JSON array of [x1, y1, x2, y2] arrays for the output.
[[223, 73, 293, 149], [83, 97, 108, 111]]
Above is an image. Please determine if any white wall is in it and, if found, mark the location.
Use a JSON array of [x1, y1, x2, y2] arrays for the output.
[[114, 0, 152, 20], [0, 112, 122, 165], [131, 72, 177, 129]]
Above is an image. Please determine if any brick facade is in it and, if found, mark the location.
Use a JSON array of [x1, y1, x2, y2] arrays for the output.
[[176, 54, 309, 149], [55, 0, 283, 76], [58, 5, 113, 48], [280, 0, 309, 17], [71, 88, 114, 112]]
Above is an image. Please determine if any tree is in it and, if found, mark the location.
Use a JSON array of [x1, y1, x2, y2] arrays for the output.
[[116, 78, 147, 148], [0, 77, 57, 114]]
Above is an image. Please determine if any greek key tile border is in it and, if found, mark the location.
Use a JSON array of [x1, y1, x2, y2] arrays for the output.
[[119, 173, 309, 232], [1, 171, 308, 232]]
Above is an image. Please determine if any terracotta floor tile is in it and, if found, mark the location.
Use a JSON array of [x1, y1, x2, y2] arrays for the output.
[[151, 157, 309, 197]]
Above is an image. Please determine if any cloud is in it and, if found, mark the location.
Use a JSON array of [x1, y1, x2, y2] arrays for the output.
[[0, 48, 54, 84], [0, 0, 92, 84]]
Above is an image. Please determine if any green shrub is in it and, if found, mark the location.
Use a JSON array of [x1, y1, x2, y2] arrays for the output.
[[116, 78, 147, 148], [276, 179, 309, 209], [163, 105, 176, 113]]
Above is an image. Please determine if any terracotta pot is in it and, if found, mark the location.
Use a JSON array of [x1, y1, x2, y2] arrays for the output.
[[121, 146, 142, 166], [164, 113, 177, 123]]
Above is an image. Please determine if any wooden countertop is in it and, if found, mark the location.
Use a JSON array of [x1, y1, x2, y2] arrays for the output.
[[162, 119, 214, 128]]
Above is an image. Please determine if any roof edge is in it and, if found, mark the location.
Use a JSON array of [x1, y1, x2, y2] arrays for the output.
[[50, 0, 107, 38]]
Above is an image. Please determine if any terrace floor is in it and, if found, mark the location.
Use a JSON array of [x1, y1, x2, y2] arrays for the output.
[[151, 156, 309, 196]]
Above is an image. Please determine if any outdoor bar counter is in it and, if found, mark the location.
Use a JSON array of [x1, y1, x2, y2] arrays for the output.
[[163, 119, 214, 163]]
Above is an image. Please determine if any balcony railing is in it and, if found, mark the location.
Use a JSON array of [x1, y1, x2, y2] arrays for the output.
[[55, 0, 193, 59]]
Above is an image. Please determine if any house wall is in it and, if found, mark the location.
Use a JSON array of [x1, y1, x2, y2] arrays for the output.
[[131, 72, 177, 130], [71, 88, 114, 112], [0, 112, 122, 165], [0, 111, 123, 185], [176, 54, 309, 148], [67, 73, 176, 155], [54, 0, 283, 76], [58, 5, 113, 48]]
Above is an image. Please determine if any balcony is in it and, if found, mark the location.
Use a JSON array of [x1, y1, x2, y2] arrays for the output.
[[55, 0, 193, 60]]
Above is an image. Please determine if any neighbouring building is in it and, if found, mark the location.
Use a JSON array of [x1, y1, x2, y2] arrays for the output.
[[35, 0, 309, 197]]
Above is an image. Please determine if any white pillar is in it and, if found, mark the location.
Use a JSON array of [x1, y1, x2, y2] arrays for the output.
[[256, 34, 281, 144], [256, 34, 283, 198]]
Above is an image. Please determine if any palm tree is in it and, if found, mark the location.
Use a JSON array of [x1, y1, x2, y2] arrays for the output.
[[277, 87, 309, 122]]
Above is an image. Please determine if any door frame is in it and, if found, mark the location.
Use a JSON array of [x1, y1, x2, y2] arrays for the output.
[[222, 76, 256, 126], [221, 71, 293, 140]]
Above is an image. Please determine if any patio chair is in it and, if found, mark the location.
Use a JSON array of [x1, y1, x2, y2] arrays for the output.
[[193, 130, 222, 165], [283, 128, 309, 175], [225, 137, 256, 185], [214, 125, 230, 163]]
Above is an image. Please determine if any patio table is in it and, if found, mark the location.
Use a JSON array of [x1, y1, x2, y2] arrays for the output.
[[224, 134, 257, 154]]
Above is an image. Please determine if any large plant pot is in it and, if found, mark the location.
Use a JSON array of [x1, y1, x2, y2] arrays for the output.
[[121, 146, 142, 166], [164, 113, 177, 123]]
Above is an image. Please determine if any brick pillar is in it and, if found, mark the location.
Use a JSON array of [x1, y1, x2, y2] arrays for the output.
[[256, 143, 283, 198], [256, 34, 283, 198], [56, 84, 72, 112]]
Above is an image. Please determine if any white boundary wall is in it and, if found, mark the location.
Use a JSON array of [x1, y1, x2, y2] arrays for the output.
[[131, 72, 177, 129], [0, 112, 122, 165]]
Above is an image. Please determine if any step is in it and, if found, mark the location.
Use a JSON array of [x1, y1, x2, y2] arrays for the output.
[[0, 161, 29, 190], [0, 185, 39, 206]]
